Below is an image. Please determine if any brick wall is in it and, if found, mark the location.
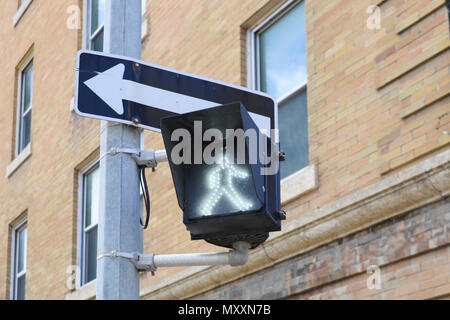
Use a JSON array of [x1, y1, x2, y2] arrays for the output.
[[195, 198, 450, 300]]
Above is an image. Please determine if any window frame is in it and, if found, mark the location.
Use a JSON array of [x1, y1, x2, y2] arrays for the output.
[[247, 0, 309, 180], [15, 57, 33, 157], [77, 159, 100, 287], [83, 0, 105, 51], [10, 219, 27, 300]]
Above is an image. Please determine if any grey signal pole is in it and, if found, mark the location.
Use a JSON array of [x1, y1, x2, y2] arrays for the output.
[[97, 0, 143, 300]]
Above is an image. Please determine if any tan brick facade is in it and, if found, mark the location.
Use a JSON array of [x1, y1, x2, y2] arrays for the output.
[[0, 0, 449, 300]]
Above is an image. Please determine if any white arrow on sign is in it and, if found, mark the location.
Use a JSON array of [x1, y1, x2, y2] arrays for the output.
[[84, 64, 271, 133], [84, 63, 218, 115]]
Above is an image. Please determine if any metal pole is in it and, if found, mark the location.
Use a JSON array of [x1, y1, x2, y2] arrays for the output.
[[97, 0, 142, 300]]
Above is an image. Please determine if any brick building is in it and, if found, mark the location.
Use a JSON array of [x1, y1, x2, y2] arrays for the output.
[[0, 0, 449, 300]]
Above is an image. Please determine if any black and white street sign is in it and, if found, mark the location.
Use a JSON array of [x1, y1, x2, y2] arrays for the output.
[[75, 50, 278, 134]]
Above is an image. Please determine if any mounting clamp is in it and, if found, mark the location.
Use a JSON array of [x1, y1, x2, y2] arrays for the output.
[[131, 149, 168, 168]]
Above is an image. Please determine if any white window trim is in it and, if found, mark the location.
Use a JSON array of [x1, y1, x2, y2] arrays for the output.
[[281, 164, 318, 204], [247, 0, 317, 203], [76, 159, 100, 288], [6, 143, 32, 178], [142, 0, 148, 39], [10, 219, 27, 300], [90, 24, 105, 47], [82, 0, 89, 50], [66, 279, 96, 300], [13, 0, 33, 26]]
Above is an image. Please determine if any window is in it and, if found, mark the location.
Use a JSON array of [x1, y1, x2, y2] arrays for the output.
[[86, 0, 105, 51], [80, 162, 100, 286], [11, 221, 27, 300], [16, 59, 33, 155], [251, 0, 308, 179]]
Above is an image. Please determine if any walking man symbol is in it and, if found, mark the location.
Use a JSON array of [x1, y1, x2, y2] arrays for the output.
[[201, 157, 253, 216]]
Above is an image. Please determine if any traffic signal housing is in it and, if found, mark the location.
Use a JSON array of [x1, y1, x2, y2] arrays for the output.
[[161, 102, 283, 249]]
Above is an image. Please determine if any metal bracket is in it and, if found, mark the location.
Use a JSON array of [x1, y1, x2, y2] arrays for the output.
[[135, 253, 157, 275], [97, 250, 157, 275], [99, 242, 251, 276], [97, 250, 137, 260], [131, 149, 168, 168]]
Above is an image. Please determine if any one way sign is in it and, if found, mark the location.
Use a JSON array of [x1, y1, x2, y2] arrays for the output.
[[75, 50, 278, 135]]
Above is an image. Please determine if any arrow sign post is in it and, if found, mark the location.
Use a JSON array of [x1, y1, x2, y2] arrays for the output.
[[75, 50, 278, 136]]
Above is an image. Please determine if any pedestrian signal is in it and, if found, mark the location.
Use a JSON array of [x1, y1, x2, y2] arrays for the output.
[[161, 102, 284, 249]]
